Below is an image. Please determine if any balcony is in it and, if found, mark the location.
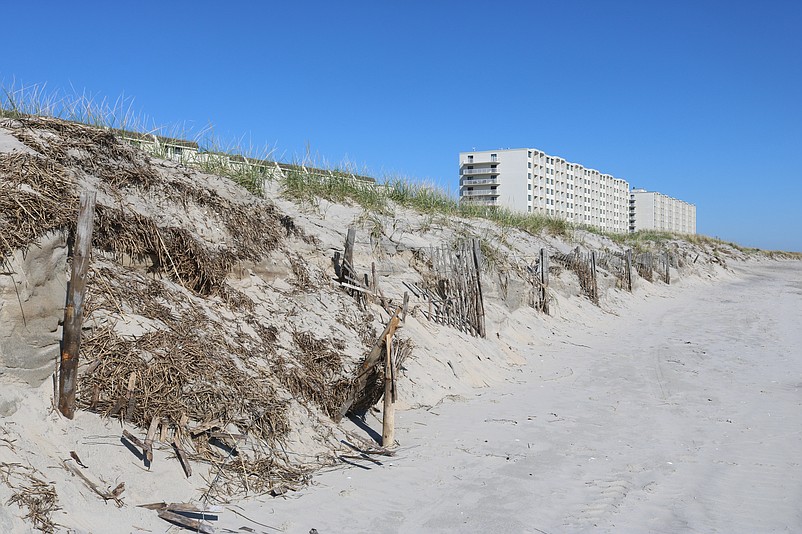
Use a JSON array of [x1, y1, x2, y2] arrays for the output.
[[461, 176, 499, 186], [461, 158, 500, 168], [461, 197, 500, 207], [460, 166, 500, 176], [461, 188, 500, 198]]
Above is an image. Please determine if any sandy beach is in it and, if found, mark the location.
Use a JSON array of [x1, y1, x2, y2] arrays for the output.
[[224, 260, 802, 533], [2, 118, 801, 534]]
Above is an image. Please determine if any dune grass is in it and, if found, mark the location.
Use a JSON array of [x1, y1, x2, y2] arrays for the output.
[[583, 225, 778, 256], [0, 80, 574, 240], [6, 81, 796, 255]]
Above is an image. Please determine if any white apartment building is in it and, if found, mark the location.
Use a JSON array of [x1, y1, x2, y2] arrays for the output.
[[629, 189, 696, 234], [459, 148, 631, 234]]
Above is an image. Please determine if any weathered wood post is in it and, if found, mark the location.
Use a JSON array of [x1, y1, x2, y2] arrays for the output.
[[625, 249, 633, 292], [590, 250, 598, 304], [665, 253, 671, 285], [539, 247, 549, 314], [341, 227, 356, 282], [58, 190, 96, 419], [471, 239, 486, 338], [382, 329, 395, 448], [337, 308, 402, 422]]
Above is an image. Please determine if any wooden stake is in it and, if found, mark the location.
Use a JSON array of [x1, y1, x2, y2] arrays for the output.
[[144, 415, 159, 463], [159, 418, 169, 443], [125, 371, 137, 422], [539, 248, 550, 314], [401, 291, 409, 323], [382, 331, 395, 448], [337, 309, 402, 421], [122, 429, 147, 452], [173, 437, 192, 478], [590, 250, 598, 304], [471, 239, 486, 337], [625, 249, 633, 292], [58, 190, 96, 419], [157, 510, 214, 534], [342, 227, 356, 282]]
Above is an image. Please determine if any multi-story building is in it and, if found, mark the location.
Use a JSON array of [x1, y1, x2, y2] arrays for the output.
[[629, 189, 696, 234], [459, 148, 631, 234]]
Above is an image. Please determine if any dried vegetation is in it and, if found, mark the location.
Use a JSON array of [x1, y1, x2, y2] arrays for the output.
[[0, 460, 59, 534], [0, 115, 368, 500]]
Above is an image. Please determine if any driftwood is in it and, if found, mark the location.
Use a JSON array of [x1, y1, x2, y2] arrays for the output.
[[337, 308, 402, 421], [157, 508, 215, 534], [63, 460, 125, 506], [144, 416, 159, 463], [173, 437, 193, 478], [140, 502, 219, 532], [58, 190, 96, 418]]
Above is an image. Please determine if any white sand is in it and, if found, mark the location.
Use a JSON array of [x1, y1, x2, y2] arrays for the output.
[[218, 260, 802, 533], [2, 121, 800, 533]]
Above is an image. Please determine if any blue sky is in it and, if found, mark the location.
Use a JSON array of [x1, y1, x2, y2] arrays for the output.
[[2, 1, 801, 251]]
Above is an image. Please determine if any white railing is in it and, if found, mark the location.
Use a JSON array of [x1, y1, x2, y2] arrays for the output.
[[461, 167, 500, 176], [461, 177, 499, 186], [462, 159, 499, 167], [461, 198, 500, 206], [461, 189, 499, 197]]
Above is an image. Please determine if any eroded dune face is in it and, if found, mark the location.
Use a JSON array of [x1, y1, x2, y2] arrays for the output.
[[0, 232, 67, 397]]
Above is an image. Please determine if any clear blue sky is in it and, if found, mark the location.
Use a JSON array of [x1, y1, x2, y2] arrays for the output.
[[2, 1, 801, 251]]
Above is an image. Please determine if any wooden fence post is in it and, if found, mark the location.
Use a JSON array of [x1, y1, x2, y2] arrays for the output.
[[337, 309, 401, 422], [341, 227, 356, 282], [539, 247, 549, 314], [58, 190, 96, 419], [625, 249, 633, 292], [382, 330, 396, 448], [590, 250, 598, 304], [471, 239, 486, 338]]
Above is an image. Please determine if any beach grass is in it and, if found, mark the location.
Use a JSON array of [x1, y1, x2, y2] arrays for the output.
[[4, 80, 798, 255]]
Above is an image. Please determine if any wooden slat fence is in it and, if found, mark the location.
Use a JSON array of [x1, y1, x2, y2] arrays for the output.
[[422, 239, 486, 337], [552, 247, 599, 305]]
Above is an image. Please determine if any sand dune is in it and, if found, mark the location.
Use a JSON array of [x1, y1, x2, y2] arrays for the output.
[[2, 116, 800, 533], [226, 261, 802, 533]]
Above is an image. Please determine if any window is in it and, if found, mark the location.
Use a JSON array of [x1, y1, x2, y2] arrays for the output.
[[467, 155, 474, 163], [490, 153, 498, 161], [528, 194, 532, 201], [528, 162, 532, 168], [528, 184, 532, 190]]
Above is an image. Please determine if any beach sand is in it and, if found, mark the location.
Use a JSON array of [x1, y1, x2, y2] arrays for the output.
[[221, 260, 802, 533], [2, 119, 800, 533]]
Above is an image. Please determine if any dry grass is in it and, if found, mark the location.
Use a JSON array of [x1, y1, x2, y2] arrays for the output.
[[0, 462, 59, 533], [0, 115, 369, 497]]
